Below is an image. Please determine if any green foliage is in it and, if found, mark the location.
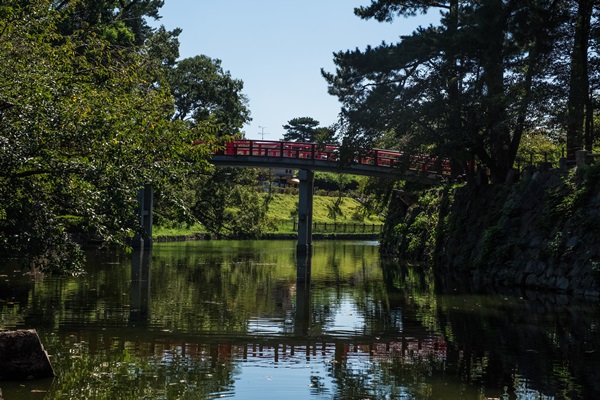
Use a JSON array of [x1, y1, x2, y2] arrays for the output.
[[355, 176, 398, 217], [54, 0, 165, 46], [389, 188, 444, 260], [547, 164, 600, 219], [153, 222, 204, 237], [547, 231, 564, 258], [471, 190, 520, 269], [516, 130, 563, 167], [327, 196, 344, 222], [475, 226, 502, 267], [190, 168, 274, 238], [144, 25, 181, 68], [282, 117, 336, 143], [0, 0, 215, 273], [100, 21, 135, 45], [168, 55, 251, 133], [324, 0, 570, 183], [255, 193, 381, 232], [283, 116, 319, 142]]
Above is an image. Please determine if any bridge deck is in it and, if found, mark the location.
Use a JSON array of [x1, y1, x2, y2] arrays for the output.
[[210, 140, 450, 181]]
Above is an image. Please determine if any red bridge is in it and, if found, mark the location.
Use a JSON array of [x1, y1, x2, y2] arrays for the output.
[[211, 140, 451, 181], [205, 139, 452, 253]]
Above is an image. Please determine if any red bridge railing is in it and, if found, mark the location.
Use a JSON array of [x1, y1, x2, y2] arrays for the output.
[[212, 140, 451, 177]]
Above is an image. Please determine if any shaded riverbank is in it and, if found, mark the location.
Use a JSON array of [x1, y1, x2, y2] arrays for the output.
[[381, 164, 600, 298]]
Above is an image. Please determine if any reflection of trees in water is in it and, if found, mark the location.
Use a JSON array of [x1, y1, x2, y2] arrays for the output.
[[44, 333, 237, 400], [440, 293, 600, 399], [7, 242, 598, 398], [380, 260, 600, 399], [150, 253, 293, 333], [147, 241, 385, 337]]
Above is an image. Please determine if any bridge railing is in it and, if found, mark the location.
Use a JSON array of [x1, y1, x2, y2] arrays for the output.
[[215, 140, 452, 177]]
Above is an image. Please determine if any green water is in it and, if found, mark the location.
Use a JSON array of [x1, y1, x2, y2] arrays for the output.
[[0, 240, 598, 399]]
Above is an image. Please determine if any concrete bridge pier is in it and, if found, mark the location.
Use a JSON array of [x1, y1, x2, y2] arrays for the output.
[[296, 169, 314, 254], [133, 185, 153, 249]]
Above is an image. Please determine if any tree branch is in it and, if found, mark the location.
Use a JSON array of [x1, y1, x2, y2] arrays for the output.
[[13, 169, 53, 178]]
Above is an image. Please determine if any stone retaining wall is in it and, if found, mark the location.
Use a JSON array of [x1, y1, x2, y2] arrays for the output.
[[383, 164, 600, 298]]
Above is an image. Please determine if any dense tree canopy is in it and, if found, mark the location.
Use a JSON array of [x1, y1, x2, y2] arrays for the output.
[[324, 0, 599, 183], [190, 168, 273, 238], [169, 55, 251, 134], [53, 0, 164, 45], [0, 0, 247, 273]]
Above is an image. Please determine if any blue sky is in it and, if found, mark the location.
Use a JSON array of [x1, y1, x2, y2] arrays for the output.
[[153, 1, 436, 140]]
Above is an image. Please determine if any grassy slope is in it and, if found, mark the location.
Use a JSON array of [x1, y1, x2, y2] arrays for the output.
[[265, 193, 381, 224], [154, 193, 382, 236]]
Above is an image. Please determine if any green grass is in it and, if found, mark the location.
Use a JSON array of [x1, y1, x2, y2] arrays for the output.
[[265, 193, 382, 224], [153, 223, 204, 237], [155, 193, 383, 237]]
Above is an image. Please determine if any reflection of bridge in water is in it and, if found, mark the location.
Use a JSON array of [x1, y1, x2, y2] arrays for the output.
[[102, 248, 446, 366]]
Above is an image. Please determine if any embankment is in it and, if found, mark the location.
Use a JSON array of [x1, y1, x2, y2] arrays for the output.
[[381, 164, 600, 298]]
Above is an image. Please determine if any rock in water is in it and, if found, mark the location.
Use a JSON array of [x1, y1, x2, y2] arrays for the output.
[[0, 329, 54, 380]]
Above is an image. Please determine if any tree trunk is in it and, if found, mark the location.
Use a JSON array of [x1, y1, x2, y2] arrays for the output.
[[481, 0, 510, 183], [508, 1, 558, 169], [585, 91, 594, 151], [445, 0, 467, 179], [566, 0, 592, 158]]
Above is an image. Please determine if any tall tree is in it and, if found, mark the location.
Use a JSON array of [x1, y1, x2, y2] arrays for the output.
[[324, 0, 561, 183], [566, 0, 594, 156], [168, 55, 251, 135], [0, 0, 208, 273], [282, 117, 336, 143], [53, 0, 164, 45], [191, 168, 272, 238]]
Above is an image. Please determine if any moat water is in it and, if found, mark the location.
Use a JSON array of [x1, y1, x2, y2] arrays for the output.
[[0, 240, 598, 399]]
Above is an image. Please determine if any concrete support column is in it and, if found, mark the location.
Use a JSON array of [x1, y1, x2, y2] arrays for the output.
[[296, 169, 314, 254], [133, 185, 153, 249]]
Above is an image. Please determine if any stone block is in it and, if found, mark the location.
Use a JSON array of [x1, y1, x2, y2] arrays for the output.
[[556, 277, 570, 291], [585, 290, 600, 300], [0, 330, 54, 380], [544, 276, 557, 289], [566, 235, 579, 249], [515, 270, 524, 285], [525, 274, 538, 287]]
